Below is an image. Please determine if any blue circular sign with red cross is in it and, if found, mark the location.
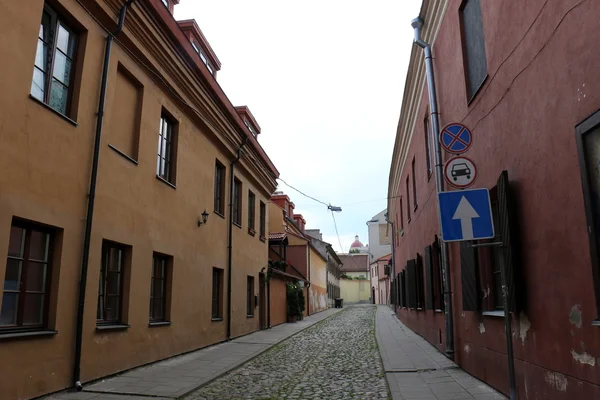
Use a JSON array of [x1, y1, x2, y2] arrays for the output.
[[440, 123, 472, 154]]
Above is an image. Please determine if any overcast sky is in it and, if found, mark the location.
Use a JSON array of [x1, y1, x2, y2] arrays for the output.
[[175, 0, 422, 252]]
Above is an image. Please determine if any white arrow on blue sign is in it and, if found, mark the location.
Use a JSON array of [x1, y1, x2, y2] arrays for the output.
[[438, 189, 495, 242]]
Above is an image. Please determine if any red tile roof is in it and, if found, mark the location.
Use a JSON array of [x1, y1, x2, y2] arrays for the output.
[[269, 232, 287, 241], [338, 254, 369, 272]]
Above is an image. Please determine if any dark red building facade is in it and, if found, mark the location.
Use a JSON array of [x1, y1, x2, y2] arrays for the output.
[[388, 0, 600, 397]]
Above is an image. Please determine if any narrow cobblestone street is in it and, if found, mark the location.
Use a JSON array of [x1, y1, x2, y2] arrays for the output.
[[187, 306, 388, 400]]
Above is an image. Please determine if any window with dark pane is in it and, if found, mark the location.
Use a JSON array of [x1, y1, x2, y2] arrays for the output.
[[490, 199, 504, 310], [150, 253, 169, 322], [1, 221, 53, 331], [212, 268, 223, 319], [31, 5, 78, 116], [259, 201, 266, 239], [406, 177, 411, 222], [233, 178, 242, 226], [157, 113, 176, 183], [246, 276, 254, 316], [412, 158, 418, 209], [97, 241, 126, 324], [460, 0, 488, 100], [214, 161, 226, 215], [248, 191, 256, 232]]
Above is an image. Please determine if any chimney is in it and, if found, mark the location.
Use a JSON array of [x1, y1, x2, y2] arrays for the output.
[[293, 214, 306, 233]]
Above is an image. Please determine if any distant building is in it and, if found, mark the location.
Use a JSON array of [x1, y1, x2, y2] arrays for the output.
[[367, 209, 392, 261], [338, 253, 370, 304], [305, 229, 342, 308], [370, 254, 391, 305], [269, 193, 329, 315]]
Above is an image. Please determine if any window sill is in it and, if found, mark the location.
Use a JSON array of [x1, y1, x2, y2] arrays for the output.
[[427, 171, 433, 182], [233, 222, 242, 229], [211, 317, 223, 322], [435, 309, 443, 313], [109, 144, 138, 165], [156, 175, 176, 189], [29, 95, 78, 126], [248, 228, 256, 237], [0, 329, 57, 340], [592, 320, 600, 327], [482, 310, 505, 318], [414, 205, 418, 212], [149, 321, 171, 327], [96, 324, 130, 332], [260, 235, 266, 242], [247, 314, 255, 318], [214, 211, 225, 219]]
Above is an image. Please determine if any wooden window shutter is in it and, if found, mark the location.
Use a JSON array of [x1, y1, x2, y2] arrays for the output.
[[497, 170, 523, 312], [406, 260, 417, 308], [416, 254, 425, 309], [400, 271, 406, 307], [460, 241, 480, 311], [425, 245, 434, 309]]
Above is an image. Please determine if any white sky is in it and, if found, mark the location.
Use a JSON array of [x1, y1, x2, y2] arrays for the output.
[[175, 0, 422, 252]]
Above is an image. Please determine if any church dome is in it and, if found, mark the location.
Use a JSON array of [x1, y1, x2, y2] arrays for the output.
[[350, 235, 364, 249]]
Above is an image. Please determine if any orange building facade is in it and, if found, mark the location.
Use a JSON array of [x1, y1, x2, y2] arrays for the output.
[[0, 0, 279, 398]]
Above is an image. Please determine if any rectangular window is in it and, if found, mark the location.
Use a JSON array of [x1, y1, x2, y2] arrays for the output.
[[576, 112, 600, 316], [150, 253, 170, 322], [246, 276, 255, 316], [233, 178, 242, 226], [157, 113, 177, 184], [460, 0, 488, 100], [259, 201, 266, 240], [212, 268, 224, 319], [97, 241, 128, 324], [214, 161, 226, 215], [424, 117, 433, 178], [406, 177, 411, 222], [1, 222, 53, 330], [31, 5, 78, 116], [248, 191, 256, 233], [412, 158, 418, 210]]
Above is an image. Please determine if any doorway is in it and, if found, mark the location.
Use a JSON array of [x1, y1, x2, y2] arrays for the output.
[[259, 273, 267, 329]]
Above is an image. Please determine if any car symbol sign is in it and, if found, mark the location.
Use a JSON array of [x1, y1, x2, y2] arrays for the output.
[[444, 156, 477, 189]]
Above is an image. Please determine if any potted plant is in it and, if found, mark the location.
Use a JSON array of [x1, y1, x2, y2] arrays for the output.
[[286, 282, 301, 323], [297, 285, 305, 321]]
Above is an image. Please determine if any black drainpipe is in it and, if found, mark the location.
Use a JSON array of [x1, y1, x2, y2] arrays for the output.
[[72, 1, 135, 391], [226, 138, 248, 340]]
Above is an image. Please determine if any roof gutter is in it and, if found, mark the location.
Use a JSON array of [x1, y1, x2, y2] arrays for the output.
[[73, 0, 136, 391], [411, 16, 454, 360], [226, 138, 248, 340]]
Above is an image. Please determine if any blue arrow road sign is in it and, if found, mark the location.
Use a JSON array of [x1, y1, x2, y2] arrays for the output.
[[438, 189, 495, 242]]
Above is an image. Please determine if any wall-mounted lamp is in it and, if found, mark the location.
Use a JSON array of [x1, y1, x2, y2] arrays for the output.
[[197, 210, 209, 227]]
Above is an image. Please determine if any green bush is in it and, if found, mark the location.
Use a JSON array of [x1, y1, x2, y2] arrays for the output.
[[286, 283, 301, 318]]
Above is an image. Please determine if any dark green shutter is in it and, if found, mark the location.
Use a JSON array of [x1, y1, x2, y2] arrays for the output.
[[406, 260, 417, 308], [460, 241, 480, 311], [425, 245, 434, 309], [415, 254, 424, 309], [497, 170, 522, 312]]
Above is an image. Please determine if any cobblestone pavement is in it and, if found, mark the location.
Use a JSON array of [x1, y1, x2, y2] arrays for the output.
[[186, 305, 388, 400]]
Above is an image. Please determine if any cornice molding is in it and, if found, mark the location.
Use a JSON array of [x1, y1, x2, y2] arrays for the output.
[[96, 0, 278, 193], [387, 0, 449, 217]]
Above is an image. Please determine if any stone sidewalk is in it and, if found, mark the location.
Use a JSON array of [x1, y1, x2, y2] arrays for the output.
[[43, 308, 342, 400], [376, 306, 506, 400]]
